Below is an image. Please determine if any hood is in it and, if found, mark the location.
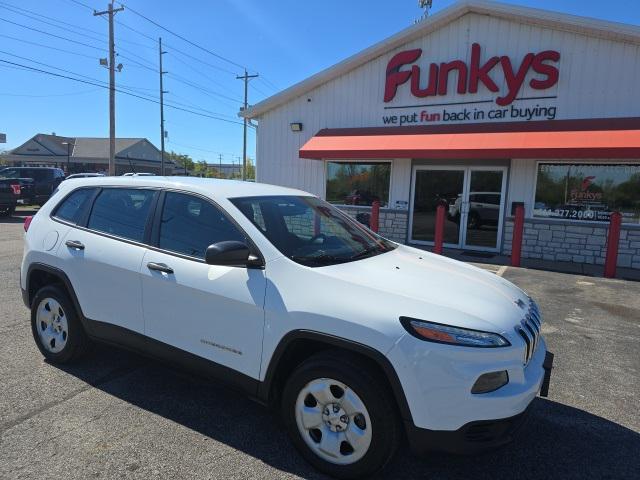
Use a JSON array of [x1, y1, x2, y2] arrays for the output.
[[316, 245, 530, 335]]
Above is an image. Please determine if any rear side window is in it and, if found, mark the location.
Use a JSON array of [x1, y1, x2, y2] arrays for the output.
[[28, 170, 51, 181], [158, 192, 245, 259], [88, 188, 155, 242], [53, 188, 95, 225]]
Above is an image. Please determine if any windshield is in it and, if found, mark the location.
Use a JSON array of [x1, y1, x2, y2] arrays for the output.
[[0, 168, 20, 179], [230, 195, 396, 267]]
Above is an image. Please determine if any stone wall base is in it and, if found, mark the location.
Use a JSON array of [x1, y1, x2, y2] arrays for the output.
[[502, 219, 640, 269], [338, 205, 408, 243]]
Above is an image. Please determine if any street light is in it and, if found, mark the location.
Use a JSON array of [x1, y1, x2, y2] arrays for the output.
[[61, 141, 74, 175]]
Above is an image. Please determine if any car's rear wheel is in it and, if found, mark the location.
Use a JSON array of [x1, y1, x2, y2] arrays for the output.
[[31, 285, 90, 363], [281, 351, 400, 479]]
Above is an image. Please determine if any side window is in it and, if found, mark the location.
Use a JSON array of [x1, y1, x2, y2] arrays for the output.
[[87, 188, 155, 242], [53, 188, 95, 225], [159, 192, 245, 259]]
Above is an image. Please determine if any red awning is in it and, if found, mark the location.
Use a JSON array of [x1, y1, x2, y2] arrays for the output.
[[299, 118, 640, 160]]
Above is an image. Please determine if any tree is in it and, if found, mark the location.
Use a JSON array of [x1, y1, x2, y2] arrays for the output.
[[166, 150, 194, 174], [245, 156, 255, 180]]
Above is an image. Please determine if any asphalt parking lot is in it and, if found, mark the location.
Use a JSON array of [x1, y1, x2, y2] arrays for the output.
[[1, 213, 639, 480]]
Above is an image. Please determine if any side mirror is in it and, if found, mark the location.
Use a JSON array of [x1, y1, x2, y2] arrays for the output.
[[205, 241, 254, 267]]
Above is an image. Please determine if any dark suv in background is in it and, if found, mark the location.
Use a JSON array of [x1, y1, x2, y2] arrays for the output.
[[0, 167, 65, 206]]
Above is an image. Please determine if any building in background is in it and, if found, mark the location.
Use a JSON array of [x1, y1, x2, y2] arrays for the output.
[[242, 0, 640, 271], [1, 133, 174, 175]]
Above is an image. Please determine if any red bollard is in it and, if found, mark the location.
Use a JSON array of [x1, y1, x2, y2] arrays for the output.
[[370, 200, 380, 233], [433, 202, 446, 254], [604, 211, 622, 278], [511, 203, 525, 267]]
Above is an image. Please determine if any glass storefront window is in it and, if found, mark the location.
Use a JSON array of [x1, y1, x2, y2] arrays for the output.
[[326, 162, 391, 207], [533, 163, 640, 224]]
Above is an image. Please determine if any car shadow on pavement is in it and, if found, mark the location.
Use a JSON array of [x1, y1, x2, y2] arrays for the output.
[[49, 344, 640, 480]]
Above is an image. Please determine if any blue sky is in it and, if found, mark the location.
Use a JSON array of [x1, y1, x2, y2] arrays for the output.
[[1, 0, 638, 165]]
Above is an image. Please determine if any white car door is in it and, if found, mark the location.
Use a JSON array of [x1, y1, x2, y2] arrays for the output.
[[140, 191, 266, 379], [56, 187, 157, 333]]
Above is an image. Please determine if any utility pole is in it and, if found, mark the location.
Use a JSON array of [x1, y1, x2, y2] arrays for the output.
[[218, 153, 223, 178], [159, 37, 167, 175], [237, 69, 258, 181], [94, 2, 124, 176]]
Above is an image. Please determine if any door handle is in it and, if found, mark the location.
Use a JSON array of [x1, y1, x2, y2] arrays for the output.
[[147, 262, 174, 274], [65, 240, 85, 250]]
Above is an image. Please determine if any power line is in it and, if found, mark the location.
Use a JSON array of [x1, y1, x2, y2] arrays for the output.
[[0, 1, 151, 50], [0, 16, 241, 107], [0, 33, 97, 60], [117, 1, 247, 72], [63, 0, 95, 12], [0, 17, 106, 52], [0, 88, 101, 97], [0, 50, 155, 95], [0, 58, 250, 127], [166, 72, 241, 105], [166, 51, 240, 98], [258, 76, 280, 92]]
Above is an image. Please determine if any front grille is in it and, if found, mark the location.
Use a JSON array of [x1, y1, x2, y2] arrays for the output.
[[516, 299, 543, 365]]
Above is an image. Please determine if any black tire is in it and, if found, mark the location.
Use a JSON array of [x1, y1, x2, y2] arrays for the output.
[[281, 350, 401, 479], [0, 206, 14, 217], [30, 285, 90, 363]]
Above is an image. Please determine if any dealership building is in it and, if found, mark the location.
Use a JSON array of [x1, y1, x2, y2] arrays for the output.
[[243, 0, 640, 270]]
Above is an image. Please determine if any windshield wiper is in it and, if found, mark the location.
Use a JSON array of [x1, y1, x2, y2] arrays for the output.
[[350, 246, 380, 260], [291, 253, 347, 265]]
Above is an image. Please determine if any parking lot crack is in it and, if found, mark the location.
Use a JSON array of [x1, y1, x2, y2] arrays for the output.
[[0, 364, 142, 436]]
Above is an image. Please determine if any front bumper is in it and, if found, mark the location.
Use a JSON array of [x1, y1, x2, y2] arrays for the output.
[[387, 327, 550, 432], [405, 405, 531, 455], [404, 350, 554, 455]]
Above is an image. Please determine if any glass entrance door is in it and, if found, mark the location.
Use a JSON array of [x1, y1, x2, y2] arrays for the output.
[[409, 166, 507, 252], [410, 168, 466, 247], [461, 168, 507, 251]]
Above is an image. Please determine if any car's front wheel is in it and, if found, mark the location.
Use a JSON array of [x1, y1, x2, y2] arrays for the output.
[[281, 351, 400, 479]]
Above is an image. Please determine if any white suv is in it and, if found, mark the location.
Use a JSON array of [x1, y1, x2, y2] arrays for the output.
[[21, 177, 552, 479]]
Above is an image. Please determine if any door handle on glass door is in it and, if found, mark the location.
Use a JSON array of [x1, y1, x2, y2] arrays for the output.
[[147, 262, 174, 274], [65, 240, 85, 250]]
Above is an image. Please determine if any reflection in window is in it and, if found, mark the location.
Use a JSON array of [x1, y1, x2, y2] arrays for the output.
[[326, 162, 391, 207], [53, 188, 95, 225], [533, 163, 640, 223], [87, 188, 155, 242], [159, 192, 245, 259]]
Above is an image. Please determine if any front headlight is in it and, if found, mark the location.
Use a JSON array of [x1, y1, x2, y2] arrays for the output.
[[400, 317, 510, 347]]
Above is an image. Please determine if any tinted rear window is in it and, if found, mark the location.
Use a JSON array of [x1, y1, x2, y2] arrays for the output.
[[87, 188, 155, 242], [53, 188, 95, 225]]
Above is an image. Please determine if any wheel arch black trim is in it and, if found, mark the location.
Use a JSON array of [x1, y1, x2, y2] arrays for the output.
[[24, 263, 88, 326], [259, 330, 414, 423]]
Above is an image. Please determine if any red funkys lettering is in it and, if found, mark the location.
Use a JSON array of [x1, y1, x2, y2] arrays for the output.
[[496, 53, 535, 106], [437, 60, 467, 96], [468, 43, 499, 93], [530, 50, 561, 89], [384, 49, 422, 102], [383, 43, 560, 105], [410, 63, 438, 97]]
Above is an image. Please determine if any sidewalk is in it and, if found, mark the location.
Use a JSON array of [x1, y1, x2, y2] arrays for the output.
[[421, 246, 640, 282]]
